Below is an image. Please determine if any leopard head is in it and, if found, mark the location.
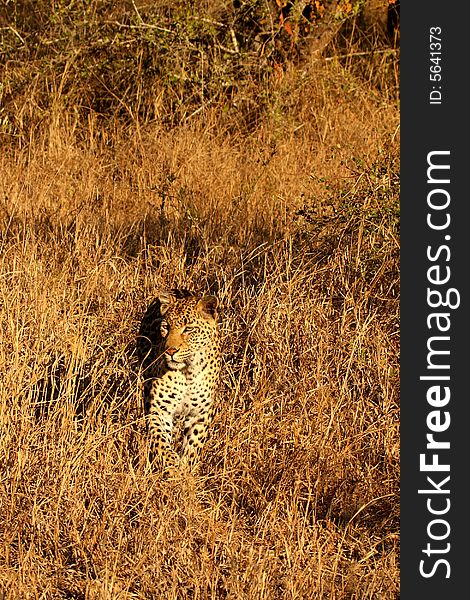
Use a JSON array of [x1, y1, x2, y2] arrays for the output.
[[158, 291, 218, 370]]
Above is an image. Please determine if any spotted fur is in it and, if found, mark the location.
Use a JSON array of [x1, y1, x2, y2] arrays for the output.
[[138, 290, 221, 470]]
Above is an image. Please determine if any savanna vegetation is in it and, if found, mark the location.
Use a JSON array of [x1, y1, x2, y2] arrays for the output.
[[0, 1, 399, 598]]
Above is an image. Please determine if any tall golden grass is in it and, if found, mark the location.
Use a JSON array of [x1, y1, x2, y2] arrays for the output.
[[1, 3, 399, 598]]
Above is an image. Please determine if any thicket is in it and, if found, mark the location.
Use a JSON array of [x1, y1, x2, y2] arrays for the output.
[[1, 0, 399, 140]]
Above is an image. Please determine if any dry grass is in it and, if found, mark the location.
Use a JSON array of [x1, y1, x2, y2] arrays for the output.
[[0, 4, 399, 598]]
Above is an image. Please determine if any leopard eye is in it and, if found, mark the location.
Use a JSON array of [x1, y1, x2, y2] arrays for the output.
[[182, 325, 194, 334], [160, 321, 169, 337]]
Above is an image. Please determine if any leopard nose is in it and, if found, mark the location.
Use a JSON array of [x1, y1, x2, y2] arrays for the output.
[[165, 347, 178, 356]]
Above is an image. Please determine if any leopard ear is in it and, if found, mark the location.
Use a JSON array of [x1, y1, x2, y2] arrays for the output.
[[157, 290, 175, 315], [197, 295, 218, 321]]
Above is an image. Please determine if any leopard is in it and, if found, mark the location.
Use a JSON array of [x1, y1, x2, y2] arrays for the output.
[[137, 289, 221, 471]]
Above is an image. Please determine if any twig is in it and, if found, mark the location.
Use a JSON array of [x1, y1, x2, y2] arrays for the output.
[[108, 20, 173, 35], [131, 0, 144, 24], [216, 43, 238, 55], [191, 16, 227, 28], [185, 97, 216, 121], [1, 26, 26, 44], [325, 49, 398, 61], [229, 27, 239, 54]]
